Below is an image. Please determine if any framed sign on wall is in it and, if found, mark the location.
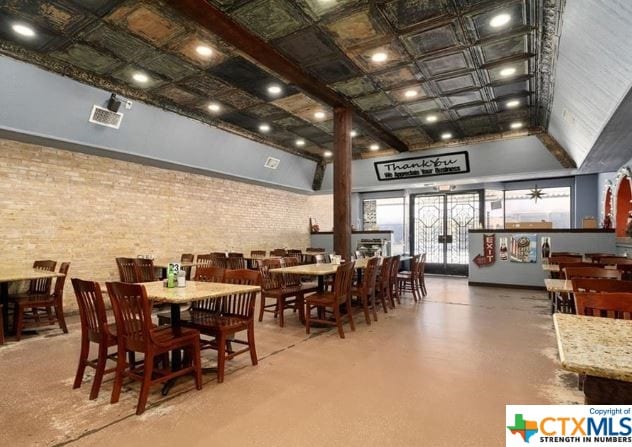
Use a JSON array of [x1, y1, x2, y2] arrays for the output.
[[374, 151, 470, 181]]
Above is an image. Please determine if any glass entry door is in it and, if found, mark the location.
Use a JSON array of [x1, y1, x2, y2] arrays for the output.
[[411, 192, 483, 275]]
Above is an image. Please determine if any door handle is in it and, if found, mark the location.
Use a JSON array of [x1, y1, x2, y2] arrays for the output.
[[445, 235, 453, 244], [438, 235, 445, 243]]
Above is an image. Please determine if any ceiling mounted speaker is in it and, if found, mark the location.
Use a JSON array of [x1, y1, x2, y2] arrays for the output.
[[107, 93, 121, 113], [89, 105, 123, 129]]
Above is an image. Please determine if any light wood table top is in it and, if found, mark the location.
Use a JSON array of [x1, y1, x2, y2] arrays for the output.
[[543, 263, 617, 272], [544, 278, 573, 293], [0, 268, 64, 283], [139, 281, 260, 305], [271, 263, 341, 276], [554, 313, 632, 382]]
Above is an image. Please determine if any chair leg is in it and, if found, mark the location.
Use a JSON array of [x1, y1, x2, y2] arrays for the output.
[[15, 305, 24, 341], [55, 303, 68, 333], [248, 323, 258, 366], [90, 342, 108, 400], [136, 351, 154, 415], [370, 292, 378, 322], [110, 346, 126, 404], [73, 336, 89, 389], [361, 294, 371, 325], [258, 295, 265, 322], [278, 297, 285, 328], [216, 333, 226, 383], [305, 304, 311, 334], [346, 297, 355, 332], [333, 305, 345, 339], [192, 340, 202, 391]]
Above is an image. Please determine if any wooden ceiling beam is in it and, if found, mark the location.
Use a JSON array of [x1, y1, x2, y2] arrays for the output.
[[165, 0, 409, 153]]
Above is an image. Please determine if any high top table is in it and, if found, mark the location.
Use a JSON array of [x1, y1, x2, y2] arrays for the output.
[[554, 313, 632, 404], [0, 268, 64, 334]]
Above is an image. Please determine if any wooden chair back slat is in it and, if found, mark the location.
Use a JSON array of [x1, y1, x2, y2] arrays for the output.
[[572, 278, 632, 293], [106, 282, 153, 350], [191, 267, 225, 312], [250, 250, 266, 258], [574, 292, 632, 319], [221, 269, 260, 319], [115, 257, 137, 283], [72, 278, 109, 340], [134, 258, 156, 283], [564, 267, 622, 280], [360, 257, 379, 294], [280, 257, 301, 287], [30, 260, 57, 294], [333, 261, 356, 305], [305, 248, 325, 253], [270, 249, 287, 257], [259, 258, 283, 290], [596, 257, 632, 265], [227, 256, 246, 270], [548, 256, 583, 265], [551, 252, 582, 257]]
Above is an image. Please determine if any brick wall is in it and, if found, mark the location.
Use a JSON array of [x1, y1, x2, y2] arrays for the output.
[[0, 138, 325, 310], [307, 194, 334, 233]]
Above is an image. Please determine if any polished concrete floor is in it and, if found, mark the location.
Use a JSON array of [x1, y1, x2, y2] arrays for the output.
[[0, 277, 582, 446]]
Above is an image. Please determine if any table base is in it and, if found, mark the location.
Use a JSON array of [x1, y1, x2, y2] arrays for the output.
[[584, 375, 632, 404]]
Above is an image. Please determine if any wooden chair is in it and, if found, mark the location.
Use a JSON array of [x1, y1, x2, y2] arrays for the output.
[[305, 261, 356, 339], [0, 305, 3, 345], [210, 252, 228, 269], [134, 258, 157, 283], [72, 278, 119, 400], [185, 270, 260, 383], [551, 252, 582, 257], [250, 250, 266, 258], [11, 262, 69, 341], [375, 257, 392, 313], [180, 253, 194, 280], [563, 267, 622, 280], [270, 249, 287, 257], [115, 257, 136, 283], [574, 292, 632, 319], [388, 255, 401, 306], [196, 254, 213, 268], [305, 248, 325, 253], [106, 282, 202, 415], [572, 278, 632, 293], [595, 256, 632, 265], [351, 257, 379, 324], [398, 254, 422, 301], [585, 253, 617, 262], [548, 255, 583, 264], [618, 264, 632, 281], [418, 253, 427, 297], [226, 255, 246, 270]]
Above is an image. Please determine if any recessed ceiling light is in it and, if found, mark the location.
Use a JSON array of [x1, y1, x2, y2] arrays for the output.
[[267, 84, 282, 95], [425, 115, 438, 123], [323, 150, 333, 157], [295, 139, 306, 147], [259, 124, 271, 133], [369, 144, 380, 151], [195, 45, 213, 57], [441, 132, 453, 140], [314, 111, 326, 119], [208, 103, 221, 113], [350, 130, 358, 137], [12, 23, 35, 37], [132, 72, 149, 84], [404, 89, 418, 98], [510, 121, 523, 129], [490, 13, 511, 28], [506, 99, 520, 108], [371, 52, 388, 63], [499, 67, 516, 77]]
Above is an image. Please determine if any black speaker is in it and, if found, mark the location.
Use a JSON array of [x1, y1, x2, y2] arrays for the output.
[[107, 93, 121, 113]]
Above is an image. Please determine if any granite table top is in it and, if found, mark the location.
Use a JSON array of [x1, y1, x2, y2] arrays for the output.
[[139, 281, 260, 305], [554, 313, 632, 382], [0, 268, 64, 283]]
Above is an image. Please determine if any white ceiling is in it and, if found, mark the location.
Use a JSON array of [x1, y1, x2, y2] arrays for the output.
[[548, 0, 632, 168]]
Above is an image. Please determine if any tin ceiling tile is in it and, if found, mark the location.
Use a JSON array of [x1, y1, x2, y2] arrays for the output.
[[480, 34, 528, 63], [192, 98, 236, 116], [67, 0, 125, 17], [405, 98, 442, 114], [330, 76, 376, 98], [348, 40, 409, 73], [274, 26, 339, 66], [51, 42, 121, 74], [402, 23, 460, 57], [455, 104, 488, 117], [387, 85, 428, 103], [220, 111, 264, 132], [373, 65, 420, 89], [154, 84, 200, 106], [305, 57, 361, 83], [416, 110, 450, 123], [0, 11, 67, 51], [273, 115, 310, 129], [314, 120, 334, 134], [371, 107, 408, 122], [178, 74, 232, 97], [81, 22, 155, 61], [447, 89, 483, 106], [459, 115, 496, 135], [393, 127, 432, 143], [105, 3, 185, 46], [492, 79, 530, 98], [381, 117, 419, 131], [291, 125, 331, 140], [110, 64, 167, 89], [469, 2, 526, 40], [487, 59, 529, 82], [216, 88, 263, 109], [2, 0, 95, 35], [207, 56, 270, 86], [138, 52, 197, 81], [233, 0, 307, 41], [167, 33, 231, 69], [324, 8, 386, 49], [352, 92, 393, 112], [420, 51, 470, 77], [242, 103, 290, 121], [272, 93, 323, 115], [380, 0, 449, 30], [296, 0, 359, 20], [435, 73, 477, 93]]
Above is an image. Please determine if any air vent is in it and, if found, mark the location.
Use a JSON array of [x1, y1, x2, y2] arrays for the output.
[[89, 105, 123, 129], [264, 157, 280, 170]]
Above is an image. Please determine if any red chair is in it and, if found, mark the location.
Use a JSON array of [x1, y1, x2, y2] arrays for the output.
[[106, 282, 202, 415]]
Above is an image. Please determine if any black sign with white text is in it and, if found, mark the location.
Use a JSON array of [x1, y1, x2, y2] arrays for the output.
[[374, 151, 470, 181]]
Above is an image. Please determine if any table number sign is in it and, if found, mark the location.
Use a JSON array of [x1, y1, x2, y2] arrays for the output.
[[473, 234, 496, 267]]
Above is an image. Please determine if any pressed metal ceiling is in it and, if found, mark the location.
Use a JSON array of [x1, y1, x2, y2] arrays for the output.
[[0, 0, 560, 161]]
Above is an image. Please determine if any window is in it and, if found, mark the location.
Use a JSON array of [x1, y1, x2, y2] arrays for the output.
[[484, 189, 504, 229], [363, 198, 405, 255], [504, 187, 571, 228]]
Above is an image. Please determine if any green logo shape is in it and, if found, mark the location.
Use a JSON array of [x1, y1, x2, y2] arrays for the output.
[[507, 414, 539, 443]]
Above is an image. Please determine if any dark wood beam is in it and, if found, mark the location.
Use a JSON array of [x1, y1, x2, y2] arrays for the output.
[[536, 132, 577, 169], [312, 160, 326, 191], [165, 0, 408, 153], [333, 107, 352, 259]]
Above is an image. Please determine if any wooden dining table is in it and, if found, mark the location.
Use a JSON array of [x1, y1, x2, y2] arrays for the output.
[[0, 267, 64, 334], [139, 280, 260, 394], [554, 313, 632, 404]]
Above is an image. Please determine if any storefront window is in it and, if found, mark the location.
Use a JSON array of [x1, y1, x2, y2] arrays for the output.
[[504, 187, 571, 228], [363, 198, 405, 254]]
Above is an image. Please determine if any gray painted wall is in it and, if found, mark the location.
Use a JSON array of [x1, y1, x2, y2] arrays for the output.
[[0, 55, 316, 192], [573, 175, 598, 227], [468, 231, 616, 287], [320, 136, 572, 193]]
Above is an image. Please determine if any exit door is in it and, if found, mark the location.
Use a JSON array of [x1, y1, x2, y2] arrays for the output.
[[411, 192, 483, 275]]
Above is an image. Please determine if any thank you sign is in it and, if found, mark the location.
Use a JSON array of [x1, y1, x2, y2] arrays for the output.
[[374, 151, 470, 181]]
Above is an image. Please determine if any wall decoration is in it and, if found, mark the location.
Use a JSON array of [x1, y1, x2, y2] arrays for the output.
[[499, 237, 509, 261], [528, 185, 545, 202], [374, 151, 470, 181], [510, 234, 537, 263], [473, 233, 496, 267], [540, 236, 551, 259]]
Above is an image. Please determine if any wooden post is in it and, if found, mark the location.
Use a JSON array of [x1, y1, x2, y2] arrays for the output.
[[333, 107, 352, 259]]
